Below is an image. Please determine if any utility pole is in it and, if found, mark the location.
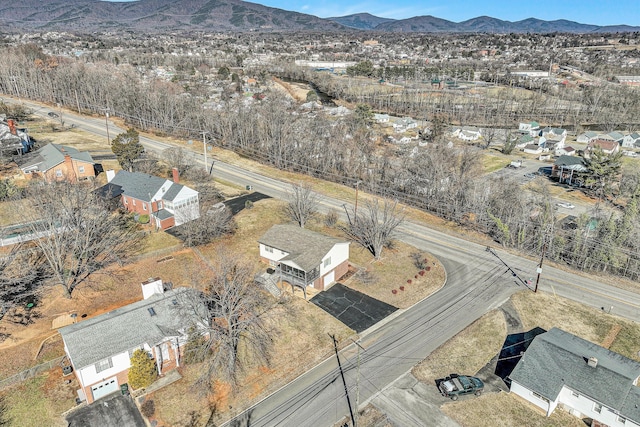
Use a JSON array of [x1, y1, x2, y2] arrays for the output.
[[202, 131, 208, 172], [101, 108, 111, 144], [534, 243, 547, 293], [350, 339, 366, 427], [354, 180, 362, 220], [330, 334, 355, 427]]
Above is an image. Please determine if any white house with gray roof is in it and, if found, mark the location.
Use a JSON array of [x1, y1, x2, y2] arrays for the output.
[[258, 224, 349, 297], [59, 279, 205, 403], [509, 328, 640, 427], [102, 170, 199, 230]]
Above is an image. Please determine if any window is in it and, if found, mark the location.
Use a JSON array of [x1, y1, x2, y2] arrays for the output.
[[78, 165, 85, 173], [132, 199, 136, 206], [55, 169, 63, 178], [617, 415, 626, 424], [123, 197, 128, 205], [531, 391, 548, 402], [324, 257, 331, 268], [265, 246, 273, 253], [143, 203, 147, 211], [594, 403, 602, 414], [571, 391, 579, 398], [95, 357, 113, 373]]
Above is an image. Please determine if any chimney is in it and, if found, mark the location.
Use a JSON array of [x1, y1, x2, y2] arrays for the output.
[[141, 277, 164, 300], [587, 357, 598, 368], [172, 167, 179, 183], [7, 119, 17, 135], [106, 169, 115, 182], [64, 154, 76, 182]]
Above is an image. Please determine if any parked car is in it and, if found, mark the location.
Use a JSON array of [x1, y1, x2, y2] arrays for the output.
[[438, 374, 484, 400], [557, 202, 575, 209], [47, 112, 59, 118]]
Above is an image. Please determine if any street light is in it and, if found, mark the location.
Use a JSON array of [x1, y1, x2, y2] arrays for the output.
[[101, 108, 111, 144]]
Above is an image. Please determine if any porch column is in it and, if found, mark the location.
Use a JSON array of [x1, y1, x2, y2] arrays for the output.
[[174, 338, 180, 368], [155, 345, 162, 375]]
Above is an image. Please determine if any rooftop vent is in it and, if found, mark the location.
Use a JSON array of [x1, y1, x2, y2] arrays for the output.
[[587, 357, 598, 368]]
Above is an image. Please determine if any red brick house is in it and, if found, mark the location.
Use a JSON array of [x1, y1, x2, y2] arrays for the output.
[[99, 169, 200, 230], [18, 143, 95, 182]]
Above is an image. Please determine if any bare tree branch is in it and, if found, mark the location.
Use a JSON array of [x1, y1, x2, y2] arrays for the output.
[[284, 182, 319, 228]]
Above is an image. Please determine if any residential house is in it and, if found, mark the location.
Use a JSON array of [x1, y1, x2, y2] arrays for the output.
[[59, 279, 206, 404], [392, 117, 418, 133], [0, 118, 33, 154], [518, 121, 540, 137], [552, 155, 588, 185], [18, 143, 95, 182], [577, 131, 599, 144], [587, 139, 620, 156], [258, 224, 350, 297], [374, 113, 390, 124], [540, 127, 567, 144], [556, 146, 576, 156], [523, 143, 544, 155], [622, 133, 640, 149], [516, 134, 536, 149], [509, 328, 640, 427], [99, 169, 199, 230], [453, 126, 482, 141], [607, 132, 625, 145]]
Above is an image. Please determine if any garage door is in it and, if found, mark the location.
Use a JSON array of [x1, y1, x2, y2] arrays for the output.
[[91, 377, 119, 401], [323, 270, 335, 288]]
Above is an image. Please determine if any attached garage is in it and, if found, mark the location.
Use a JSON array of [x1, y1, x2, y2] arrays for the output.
[[91, 377, 119, 401], [323, 271, 335, 288]]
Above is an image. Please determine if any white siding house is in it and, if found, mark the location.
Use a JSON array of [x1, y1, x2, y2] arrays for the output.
[[258, 224, 350, 297], [509, 328, 640, 426]]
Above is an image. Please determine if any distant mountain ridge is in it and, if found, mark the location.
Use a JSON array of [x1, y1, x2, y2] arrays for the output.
[[0, 0, 638, 33]]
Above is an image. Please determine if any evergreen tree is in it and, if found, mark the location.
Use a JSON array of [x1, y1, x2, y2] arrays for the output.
[[128, 349, 157, 389], [111, 128, 144, 172]]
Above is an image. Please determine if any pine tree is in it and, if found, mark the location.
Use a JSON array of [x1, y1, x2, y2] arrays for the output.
[[111, 128, 144, 172], [128, 349, 157, 389]]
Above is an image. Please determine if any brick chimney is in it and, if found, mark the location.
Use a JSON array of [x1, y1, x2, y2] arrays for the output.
[[7, 119, 17, 135], [64, 154, 76, 182], [172, 167, 179, 183]]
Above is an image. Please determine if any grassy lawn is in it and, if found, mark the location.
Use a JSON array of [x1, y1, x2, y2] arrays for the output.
[[442, 392, 584, 427], [412, 310, 506, 383], [2, 370, 76, 427], [481, 152, 510, 173]]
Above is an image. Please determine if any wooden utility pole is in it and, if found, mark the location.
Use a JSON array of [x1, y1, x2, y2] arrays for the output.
[[534, 243, 547, 293], [354, 180, 362, 220], [350, 339, 366, 427], [331, 334, 355, 427], [202, 131, 209, 172]]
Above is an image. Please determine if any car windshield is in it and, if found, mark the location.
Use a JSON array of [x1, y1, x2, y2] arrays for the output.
[[458, 376, 471, 389]]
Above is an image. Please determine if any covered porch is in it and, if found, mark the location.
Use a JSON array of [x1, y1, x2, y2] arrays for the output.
[[277, 262, 320, 300]]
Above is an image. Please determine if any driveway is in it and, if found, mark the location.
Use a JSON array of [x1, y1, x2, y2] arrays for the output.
[[223, 192, 271, 215], [310, 283, 397, 333], [66, 393, 145, 427]]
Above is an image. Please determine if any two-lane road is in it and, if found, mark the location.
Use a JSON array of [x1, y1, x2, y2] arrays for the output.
[[8, 97, 640, 426]]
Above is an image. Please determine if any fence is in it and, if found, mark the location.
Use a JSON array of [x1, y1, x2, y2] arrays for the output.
[[0, 356, 65, 391]]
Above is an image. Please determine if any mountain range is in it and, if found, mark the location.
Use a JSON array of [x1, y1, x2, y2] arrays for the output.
[[0, 0, 638, 33]]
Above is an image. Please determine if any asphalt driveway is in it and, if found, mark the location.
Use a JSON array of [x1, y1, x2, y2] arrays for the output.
[[310, 283, 397, 333], [66, 393, 145, 427]]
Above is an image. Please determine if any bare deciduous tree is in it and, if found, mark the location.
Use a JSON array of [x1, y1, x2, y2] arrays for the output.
[[174, 206, 235, 247], [183, 252, 272, 389], [24, 182, 143, 298], [284, 182, 319, 228], [342, 198, 404, 259], [0, 244, 48, 321]]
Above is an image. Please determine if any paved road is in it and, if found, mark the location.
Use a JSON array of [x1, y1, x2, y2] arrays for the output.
[[9, 97, 640, 426]]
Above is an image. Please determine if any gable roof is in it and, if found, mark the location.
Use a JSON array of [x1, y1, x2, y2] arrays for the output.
[[258, 224, 347, 271], [109, 170, 192, 203], [510, 328, 640, 423], [19, 143, 94, 172], [554, 155, 586, 170], [588, 139, 619, 152], [59, 287, 203, 369]]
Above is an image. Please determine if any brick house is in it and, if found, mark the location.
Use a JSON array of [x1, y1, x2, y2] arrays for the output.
[[258, 224, 350, 298], [18, 143, 95, 182], [100, 169, 199, 230], [59, 279, 206, 403], [509, 328, 640, 427], [587, 139, 621, 156]]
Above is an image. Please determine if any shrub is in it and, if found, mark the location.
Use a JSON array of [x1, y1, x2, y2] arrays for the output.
[[137, 214, 150, 224], [140, 399, 155, 418], [324, 209, 338, 227], [245, 200, 254, 209], [128, 349, 157, 389]]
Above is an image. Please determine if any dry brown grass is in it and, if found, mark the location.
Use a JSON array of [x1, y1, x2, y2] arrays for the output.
[[441, 392, 585, 427], [512, 290, 640, 361], [412, 310, 506, 383]]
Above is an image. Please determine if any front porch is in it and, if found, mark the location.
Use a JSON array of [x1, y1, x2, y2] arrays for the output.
[[277, 263, 320, 299]]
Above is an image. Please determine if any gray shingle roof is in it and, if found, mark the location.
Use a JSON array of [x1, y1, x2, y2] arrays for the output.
[[110, 170, 175, 202], [59, 288, 202, 369], [510, 328, 640, 423], [19, 143, 94, 172], [554, 155, 586, 169], [163, 183, 182, 201], [258, 224, 347, 272]]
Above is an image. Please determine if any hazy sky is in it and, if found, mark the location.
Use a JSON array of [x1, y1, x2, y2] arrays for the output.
[[256, 0, 638, 25], [105, 0, 639, 26]]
